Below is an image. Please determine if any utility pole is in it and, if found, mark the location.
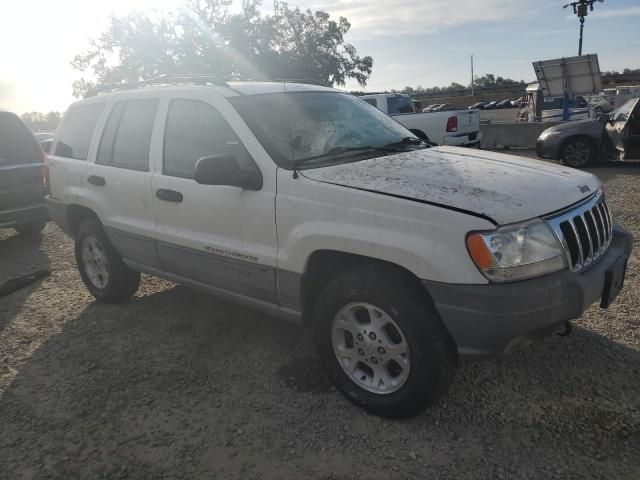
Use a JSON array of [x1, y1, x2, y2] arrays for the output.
[[563, 0, 604, 56], [470, 54, 474, 96]]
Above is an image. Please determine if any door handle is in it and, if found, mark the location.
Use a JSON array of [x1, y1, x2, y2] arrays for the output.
[[156, 189, 183, 203], [87, 175, 106, 186]]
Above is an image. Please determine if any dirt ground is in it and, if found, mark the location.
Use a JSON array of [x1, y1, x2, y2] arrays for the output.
[[1, 153, 639, 479]]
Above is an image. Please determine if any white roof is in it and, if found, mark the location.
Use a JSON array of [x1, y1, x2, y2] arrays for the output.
[[226, 81, 339, 96]]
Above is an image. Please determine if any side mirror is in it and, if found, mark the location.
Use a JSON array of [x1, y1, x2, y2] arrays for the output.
[[194, 154, 263, 190]]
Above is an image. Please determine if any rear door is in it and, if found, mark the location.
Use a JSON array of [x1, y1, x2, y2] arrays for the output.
[[84, 96, 161, 268], [0, 112, 45, 212], [606, 98, 639, 158], [48, 102, 106, 206]]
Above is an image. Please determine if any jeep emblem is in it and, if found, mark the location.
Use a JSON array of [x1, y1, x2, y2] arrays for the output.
[[578, 185, 591, 194]]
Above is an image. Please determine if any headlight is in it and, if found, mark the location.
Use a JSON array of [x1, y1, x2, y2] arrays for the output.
[[466, 219, 566, 282], [539, 129, 560, 140]]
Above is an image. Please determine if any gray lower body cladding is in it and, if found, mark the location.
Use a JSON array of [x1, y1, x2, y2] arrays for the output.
[[424, 225, 633, 359]]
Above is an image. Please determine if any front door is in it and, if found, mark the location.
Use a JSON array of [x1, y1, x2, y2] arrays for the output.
[[152, 95, 279, 303], [606, 98, 640, 159]]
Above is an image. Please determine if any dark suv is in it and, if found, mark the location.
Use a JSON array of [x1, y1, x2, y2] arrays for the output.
[[0, 111, 48, 235]]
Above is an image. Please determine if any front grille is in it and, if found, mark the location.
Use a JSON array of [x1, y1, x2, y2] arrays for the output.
[[544, 190, 613, 272]]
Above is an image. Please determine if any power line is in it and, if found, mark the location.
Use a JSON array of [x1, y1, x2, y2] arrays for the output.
[[365, 57, 468, 89], [475, 41, 640, 62]]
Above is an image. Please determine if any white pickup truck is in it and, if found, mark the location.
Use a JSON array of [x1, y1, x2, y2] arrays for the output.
[[360, 93, 481, 146], [46, 79, 631, 418]]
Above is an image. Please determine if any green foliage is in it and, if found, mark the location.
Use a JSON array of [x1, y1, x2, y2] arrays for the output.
[[20, 112, 61, 131], [71, 0, 373, 97]]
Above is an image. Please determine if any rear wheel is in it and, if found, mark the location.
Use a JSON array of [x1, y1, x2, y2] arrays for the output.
[[312, 264, 457, 418], [75, 217, 140, 303], [15, 221, 46, 236], [561, 137, 596, 168]]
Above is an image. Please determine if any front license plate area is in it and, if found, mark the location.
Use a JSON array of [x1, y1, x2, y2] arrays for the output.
[[600, 256, 628, 308]]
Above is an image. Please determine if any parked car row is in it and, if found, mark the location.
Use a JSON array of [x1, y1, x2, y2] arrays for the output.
[[467, 98, 518, 110]]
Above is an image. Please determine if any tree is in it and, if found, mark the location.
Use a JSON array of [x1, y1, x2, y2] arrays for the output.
[[21, 112, 61, 131], [71, 0, 373, 97]]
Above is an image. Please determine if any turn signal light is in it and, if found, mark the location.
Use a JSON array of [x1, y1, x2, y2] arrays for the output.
[[466, 233, 493, 269]]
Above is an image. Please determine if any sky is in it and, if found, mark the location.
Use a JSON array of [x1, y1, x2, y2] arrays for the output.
[[1, 0, 639, 113]]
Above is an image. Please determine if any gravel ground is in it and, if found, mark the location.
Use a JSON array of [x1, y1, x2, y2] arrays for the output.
[[0, 153, 639, 479]]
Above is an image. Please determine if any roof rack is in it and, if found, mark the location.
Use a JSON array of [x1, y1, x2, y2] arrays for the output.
[[85, 74, 231, 98], [272, 78, 331, 87]]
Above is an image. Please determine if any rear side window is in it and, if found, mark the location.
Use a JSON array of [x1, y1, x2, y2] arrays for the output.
[[97, 99, 158, 171], [387, 96, 414, 114], [163, 99, 246, 179], [0, 113, 42, 166], [54, 103, 105, 160], [363, 98, 378, 107]]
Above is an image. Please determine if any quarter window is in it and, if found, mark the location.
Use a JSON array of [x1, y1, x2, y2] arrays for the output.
[[54, 103, 105, 160], [163, 99, 247, 179], [97, 99, 158, 171]]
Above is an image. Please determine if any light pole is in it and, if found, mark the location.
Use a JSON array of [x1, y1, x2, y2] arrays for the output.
[[563, 0, 604, 56]]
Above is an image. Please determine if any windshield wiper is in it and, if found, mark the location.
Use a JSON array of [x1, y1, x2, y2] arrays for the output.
[[382, 136, 431, 148]]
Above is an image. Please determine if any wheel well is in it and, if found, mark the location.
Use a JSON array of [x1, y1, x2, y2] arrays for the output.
[[66, 205, 100, 236], [560, 135, 598, 157], [300, 250, 432, 324]]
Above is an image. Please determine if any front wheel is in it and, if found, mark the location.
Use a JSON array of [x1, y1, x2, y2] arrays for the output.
[[561, 137, 596, 168], [74, 217, 140, 303], [312, 265, 457, 418]]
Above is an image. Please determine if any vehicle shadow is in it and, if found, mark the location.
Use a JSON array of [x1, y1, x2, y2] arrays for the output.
[[587, 162, 640, 182], [0, 230, 50, 333], [0, 283, 637, 478]]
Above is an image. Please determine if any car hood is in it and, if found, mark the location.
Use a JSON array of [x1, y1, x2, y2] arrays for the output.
[[542, 118, 604, 136], [301, 146, 600, 225]]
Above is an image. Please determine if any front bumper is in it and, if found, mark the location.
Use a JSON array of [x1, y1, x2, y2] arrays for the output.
[[423, 225, 633, 359], [0, 203, 48, 229], [536, 134, 563, 159]]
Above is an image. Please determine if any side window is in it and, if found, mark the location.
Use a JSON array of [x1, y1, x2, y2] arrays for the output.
[[54, 103, 105, 160], [363, 98, 378, 108], [163, 99, 246, 179], [387, 96, 414, 114], [97, 99, 158, 171], [0, 113, 42, 165]]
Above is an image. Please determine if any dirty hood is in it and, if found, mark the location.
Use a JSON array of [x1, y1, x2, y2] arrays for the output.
[[301, 146, 600, 225]]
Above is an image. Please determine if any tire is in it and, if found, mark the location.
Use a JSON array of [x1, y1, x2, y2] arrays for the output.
[[15, 221, 46, 236], [74, 217, 140, 303], [561, 137, 597, 168], [312, 264, 457, 418]]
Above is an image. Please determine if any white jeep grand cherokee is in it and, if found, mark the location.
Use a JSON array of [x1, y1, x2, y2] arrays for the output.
[[46, 77, 632, 417]]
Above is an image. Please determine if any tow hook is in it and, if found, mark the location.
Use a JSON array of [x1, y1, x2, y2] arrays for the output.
[[556, 321, 573, 337]]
